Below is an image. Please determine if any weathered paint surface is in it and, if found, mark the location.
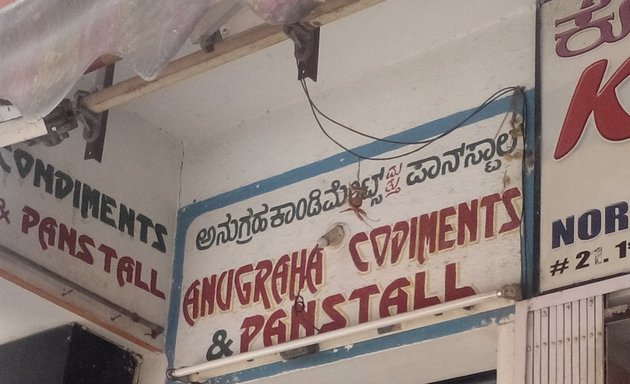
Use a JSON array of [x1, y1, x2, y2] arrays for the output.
[[540, 0, 630, 292], [176, 112, 523, 366], [0, 108, 181, 347], [169, 1, 534, 374], [211, 306, 514, 384]]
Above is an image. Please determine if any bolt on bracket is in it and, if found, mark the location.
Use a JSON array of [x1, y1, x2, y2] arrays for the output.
[[284, 22, 320, 82]]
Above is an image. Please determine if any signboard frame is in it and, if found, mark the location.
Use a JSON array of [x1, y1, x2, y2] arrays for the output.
[[538, 0, 630, 293], [167, 89, 535, 370]]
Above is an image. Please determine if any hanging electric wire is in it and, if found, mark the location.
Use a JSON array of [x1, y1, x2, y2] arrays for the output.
[[293, 81, 529, 333], [300, 79, 525, 161]]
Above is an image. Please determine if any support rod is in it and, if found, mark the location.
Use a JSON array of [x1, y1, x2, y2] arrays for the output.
[[0, 117, 47, 148], [169, 288, 515, 381], [82, 0, 384, 114], [0, 244, 164, 338]]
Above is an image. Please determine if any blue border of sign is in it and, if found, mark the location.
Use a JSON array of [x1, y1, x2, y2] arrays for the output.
[[210, 306, 514, 384], [165, 89, 536, 379]]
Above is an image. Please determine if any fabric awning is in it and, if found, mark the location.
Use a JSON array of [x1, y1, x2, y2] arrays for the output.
[[0, 0, 315, 121]]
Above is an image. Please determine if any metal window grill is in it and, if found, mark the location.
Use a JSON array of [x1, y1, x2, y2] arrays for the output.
[[525, 296, 605, 384]]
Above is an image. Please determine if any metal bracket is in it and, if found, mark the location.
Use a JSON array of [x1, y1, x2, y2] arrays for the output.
[[498, 284, 523, 301], [77, 63, 115, 162], [27, 99, 78, 147], [279, 343, 319, 360], [166, 368, 196, 384], [284, 22, 320, 82], [75, 90, 104, 143], [200, 30, 223, 53]]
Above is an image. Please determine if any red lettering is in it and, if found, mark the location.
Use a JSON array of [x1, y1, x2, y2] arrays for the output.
[[75, 234, 94, 265], [290, 300, 317, 340], [444, 263, 476, 302], [57, 223, 76, 256], [133, 260, 150, 292], [216, 269, 234, 312], [149, 269, 165, 299], [500, 187, 522, 234], [288, 250, 307, 299], [349, 284, 380, 324], [183, 280, 200, 327], [413, 271, 441, 309], [235, 264, 253, 305], [554, 0, 630, 58], [17, 207, 161, 301], [304, 247, 323, 293], [240, 315, 264, 352], [200, 275, 216, 317], [320, 293, 347, 332], [349, 231, 370, 272], [271, 255, 289, 305], [390, 221, 409, 265], [408, 217, 418, 263], [21, 206, 39, 234], [38, 217, 57, 251], [370, 225, 391, 267], [417, 212, 437, 264], [99, 244, 117, 273], [263, 309, 287, 347], [480, 193, 501, 239], [253, 260, 272, 309], [555, 58, 630, 159], [379, 277, 410, 318], [457, 200, 478, 245], [117, 256, 134, 287], [438, 206, 456, 250]]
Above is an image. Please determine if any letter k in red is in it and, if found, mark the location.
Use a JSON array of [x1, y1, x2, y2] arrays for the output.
[[555, 57, 630, 159]]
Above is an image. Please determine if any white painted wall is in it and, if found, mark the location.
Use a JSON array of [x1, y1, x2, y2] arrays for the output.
[[0, 2, 536, 384], [0, 106, 182, 382], [173, 1, 535, 382], [180, 0, 535, 203], [0, 105, 180, 328], [123, 0, 535, 151]]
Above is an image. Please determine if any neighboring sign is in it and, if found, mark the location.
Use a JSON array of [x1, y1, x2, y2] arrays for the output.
[[540, 0, 630, 291], [0, 127, 176, 345], [173, 110, 524, 367]]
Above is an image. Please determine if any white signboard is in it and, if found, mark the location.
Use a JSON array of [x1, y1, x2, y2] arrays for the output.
[[173, 111, 524, 367], [0, 123, 176, 349], [540, 0, 630, 291]]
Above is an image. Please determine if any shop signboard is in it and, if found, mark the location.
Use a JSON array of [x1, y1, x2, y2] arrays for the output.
[[173, 106, 525, 367], [0, 123, 176, 349], [540, 0, 630, 292]]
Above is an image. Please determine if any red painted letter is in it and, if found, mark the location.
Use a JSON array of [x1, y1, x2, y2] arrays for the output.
[[555, 58, 630, 159]]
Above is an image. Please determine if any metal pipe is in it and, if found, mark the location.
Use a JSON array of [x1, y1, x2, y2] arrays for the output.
[[0, 244, 164, 337], [169, 289, 511, 380], [82, 0, 385, 114]]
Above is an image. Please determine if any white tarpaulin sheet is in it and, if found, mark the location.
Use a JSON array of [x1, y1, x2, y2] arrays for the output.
[[0, 0, 315, 121]]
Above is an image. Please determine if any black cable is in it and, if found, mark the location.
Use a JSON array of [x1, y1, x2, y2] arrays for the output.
[[301, 79, 520, 161], [292, 245, 322, 333], [305, 80, 517, 152], [518, 86, 528, 280], [302, 81, 434, 145]]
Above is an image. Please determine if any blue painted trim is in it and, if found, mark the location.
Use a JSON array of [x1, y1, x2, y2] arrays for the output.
[[209, 306, 514, 384], [521, 91, 537, 298], [177, 91, 535, 225], [165, 89, 535, 374]]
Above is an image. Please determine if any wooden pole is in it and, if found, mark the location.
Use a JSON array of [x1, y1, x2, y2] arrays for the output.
[[82, 0, 383, 113]]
